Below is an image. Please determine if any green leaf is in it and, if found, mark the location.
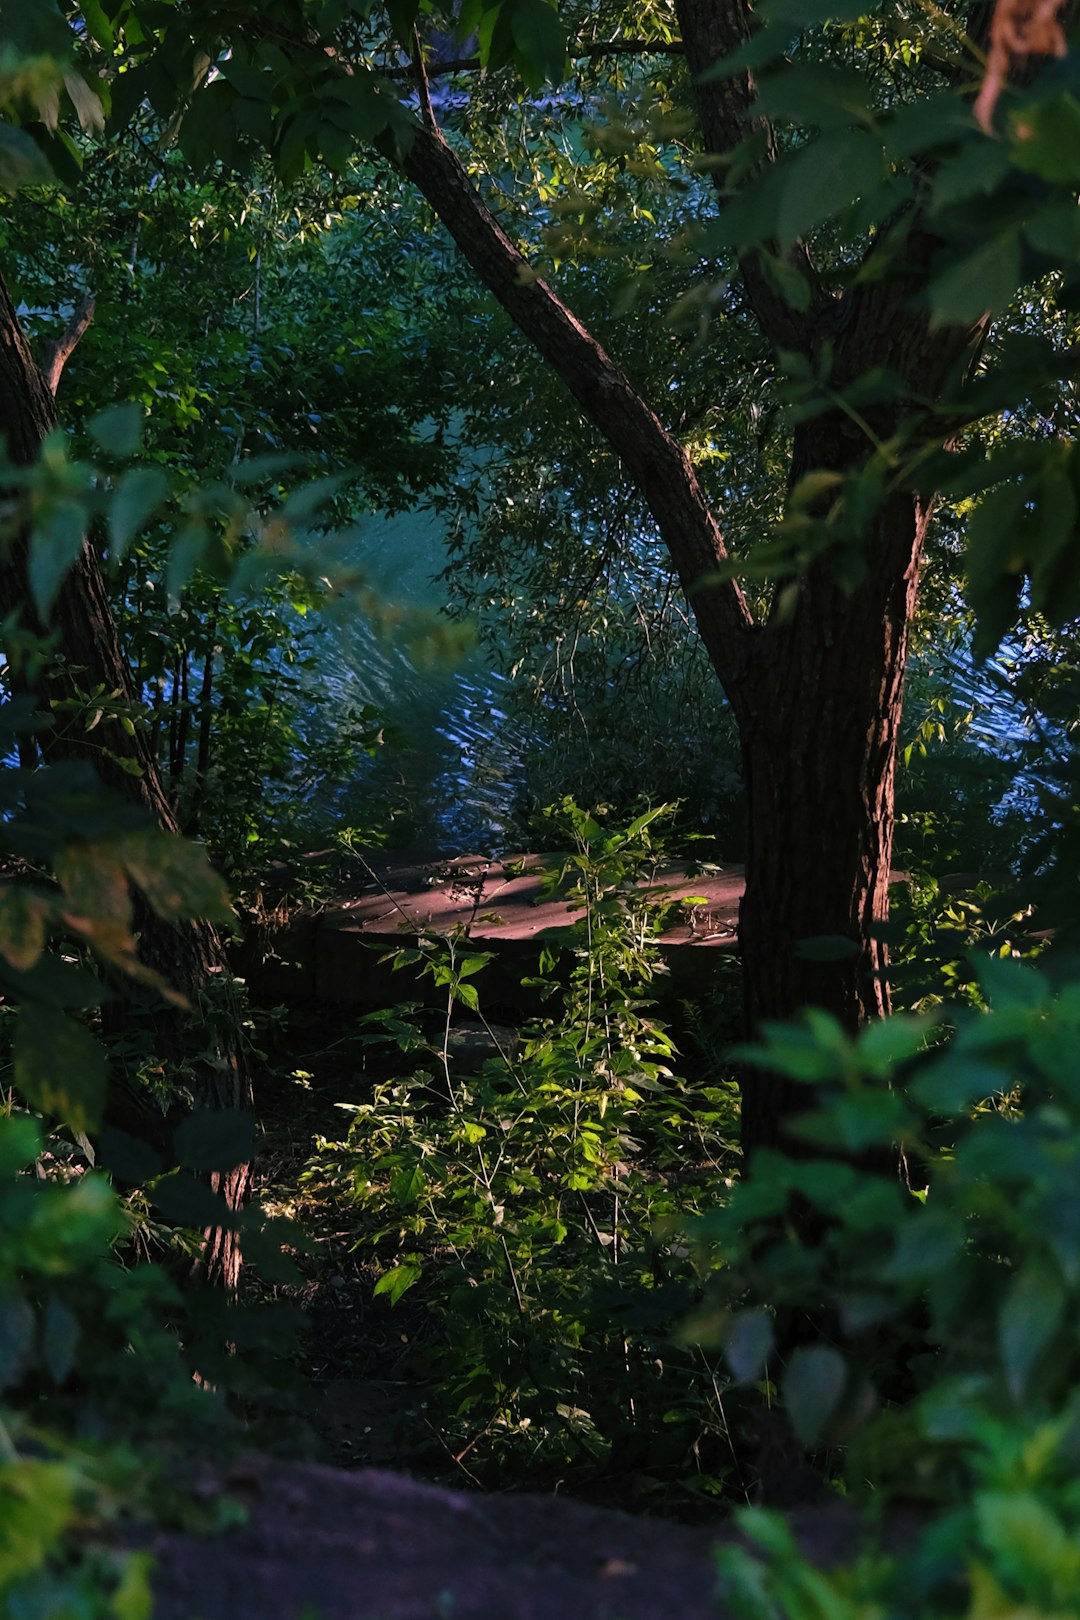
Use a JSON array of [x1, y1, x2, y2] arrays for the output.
[[0, 887, 53, 972], [53, 839, 132, 931], [97, 1126, 164, 1185], [88, 403, 144, 457], [390, 1163, 426, 1204], [165, 523, 209, 608], [78, 0, 115, 51], [724, 1310, 774, 1383], [775, 129, 885, 247], [929, 139, 1011, 215], [857, 1013, 935, 1077], [41, 1296, 79, 1385], [108, 465, 169, 560], [929, 229, 1022, 328], [385, 0, 420, 40], [758, 250, 812, 312], [150, 1171, 234, 1227], [965, 481, 1029, 658], [795, 934, 861, 962], [977, 954, 1048, 1012], [111, 1552, 154, 1620], [121, 830, 233, 924], [29, 499, 85, 619], [782, 1345, 848, 1448], [999, 1260, 1064, 1401], [1010, 93, 1080, 184], [13, 1007, 107, 1133], [755, 63, 872, 129], [173, 1108, 254, 1174], [509, 0, 566, 88], [373, 1260, 422, 1304], [975, 1492, 1077, 1591], [0, 123, 54, 189], [0, 1290, 34, 1389], [0, 1116, 42, 1178], [909, 1054, 1006, 1112]]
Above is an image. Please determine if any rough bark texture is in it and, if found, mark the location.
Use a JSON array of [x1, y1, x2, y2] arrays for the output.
[[0, 269, 251, 1288]]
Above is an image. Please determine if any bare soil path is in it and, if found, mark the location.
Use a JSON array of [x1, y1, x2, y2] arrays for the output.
[[140, 1454, 863, 1620]]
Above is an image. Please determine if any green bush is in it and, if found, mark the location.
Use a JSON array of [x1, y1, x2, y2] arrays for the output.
[[702, 955, 1080, 1617], [305, 801, 740, 1506]]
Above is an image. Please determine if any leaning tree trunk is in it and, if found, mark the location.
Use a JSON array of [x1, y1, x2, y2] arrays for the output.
[[0, 269, 251, 1290]]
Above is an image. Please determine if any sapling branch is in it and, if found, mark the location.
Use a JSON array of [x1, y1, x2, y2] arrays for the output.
[[40, 293, 96, 398]]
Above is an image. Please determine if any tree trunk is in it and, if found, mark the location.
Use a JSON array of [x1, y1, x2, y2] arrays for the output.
[[0, 267, 251, 1290], [736, 477, 935, 1157]]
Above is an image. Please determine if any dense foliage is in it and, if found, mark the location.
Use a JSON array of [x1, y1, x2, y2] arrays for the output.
[[4, 1, 1080, 1617]]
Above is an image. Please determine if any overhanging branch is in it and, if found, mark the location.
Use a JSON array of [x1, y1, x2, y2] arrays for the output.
[[396, 120, 757, 708], [382, 37, 687, 81]]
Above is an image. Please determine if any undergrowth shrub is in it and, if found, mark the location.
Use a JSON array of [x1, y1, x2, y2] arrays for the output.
[[701, 954, 1080, 1618], [304, 800, 741, 1509], [0, 1111, 203, 1618]]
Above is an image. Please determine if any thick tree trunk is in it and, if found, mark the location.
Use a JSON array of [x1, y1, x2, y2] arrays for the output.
[[0, 269, 251, 1290], [736, 480, 935, 1157]]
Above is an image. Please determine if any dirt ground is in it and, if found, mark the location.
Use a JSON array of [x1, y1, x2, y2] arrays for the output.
[[139, 1453, 864, 1620]]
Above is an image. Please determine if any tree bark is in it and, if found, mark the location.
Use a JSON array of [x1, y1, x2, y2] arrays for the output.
[[0, 268, 251, 1289], [735, 479, 936, 1153]]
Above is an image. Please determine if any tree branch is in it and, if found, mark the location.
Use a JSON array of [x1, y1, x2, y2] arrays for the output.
[[674, 0, 821, 350], [39, 293, 96, 398], [396, 121, 757, 709], [381, 37, 687, 81], [411, 24, 438, 128]]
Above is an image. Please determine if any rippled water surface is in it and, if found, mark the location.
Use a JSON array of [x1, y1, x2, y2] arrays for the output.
[[301, 510, 526, 853]]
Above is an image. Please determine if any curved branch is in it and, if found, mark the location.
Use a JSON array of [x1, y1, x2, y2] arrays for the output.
[[396, 121, 758, 709], [40, 293, 96, 398]]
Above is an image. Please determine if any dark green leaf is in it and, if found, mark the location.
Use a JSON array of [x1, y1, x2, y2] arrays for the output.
[[89, 403, 144, 457], [13, 1007, 107, 1133], [776, 129, 885, 247], [97, 1126, 164, 1186], [0, 887, 52, 973], [0, 124, 54, 189], [929, 230, 1022, 328], [725, 1310, 774, 1383], [755, 63, 872, 129], [509, 0, 565, 87], [29, 500, 85, 619], [108, 466, 169, 560], [121, 829, 233, 924], [795, 934, 861, 962], [999, 1260, 1064, 1401], [41, 1297, 79, 1385], [782, 1345, 847, 1448], [173, 1109, 254, 1175], [1010, 93, 1080, 184], [0, 1291, 34, 1390], [150, 1172, 234, 1227]]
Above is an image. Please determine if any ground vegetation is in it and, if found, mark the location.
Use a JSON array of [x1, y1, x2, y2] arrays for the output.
[[3, 3, 1080, 1617]]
